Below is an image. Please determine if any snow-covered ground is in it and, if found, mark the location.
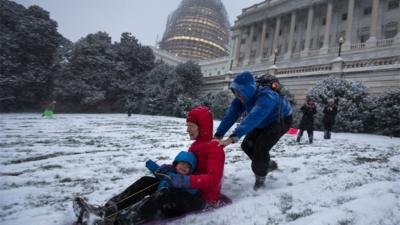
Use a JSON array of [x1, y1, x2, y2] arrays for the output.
[[1, 114, 399, 225]]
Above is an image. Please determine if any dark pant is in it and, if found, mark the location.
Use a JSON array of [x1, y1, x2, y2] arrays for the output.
[[323, 122, 334, 139], [114, 188, 205, 225], [241, 116, 292, 177], [106, 176, 159, 213], [297, 129, 314, 141]]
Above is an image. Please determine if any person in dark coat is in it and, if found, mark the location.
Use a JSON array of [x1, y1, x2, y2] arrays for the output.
[[296, 99, 317, 144], [214, 71, 293, 190], [323, 98, 338, 139]]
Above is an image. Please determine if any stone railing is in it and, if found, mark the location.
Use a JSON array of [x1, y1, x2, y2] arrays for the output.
[[344, 56, 400, 69], [276, 64, 332, 75], [350, 42, 366, 49], [328, 46, 339, 54], [242, 1, 268, 13], [376, 38, 394, 48]]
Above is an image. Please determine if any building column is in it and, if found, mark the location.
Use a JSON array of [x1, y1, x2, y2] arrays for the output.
[[343, 0, 355, 50], [233, 30, 242, 66], [302, 6, 314, 56], [257, 20, 268, 63], [245, 25, 255, 65], [366, 0, 380, 47], [285, 11, 297, 59], [272, 16, 281, 60], [320, 0, 333, 54]]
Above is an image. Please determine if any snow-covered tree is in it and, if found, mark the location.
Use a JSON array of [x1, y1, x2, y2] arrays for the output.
[[202, 91, 230, 119], [175, 61, 203, 98], [0, 1, 62, 111], [368, 89, 400, 137]]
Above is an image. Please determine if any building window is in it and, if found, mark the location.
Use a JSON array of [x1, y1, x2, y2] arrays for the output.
[[319, 36, 324, 48], [294, 25, 297, 32], [241, 38, 246, 44], [360, 34, 369, 43], [359, 26, 370, 43], [265, 32, 269, 38], [385, 22, 398, 38], [250, 50, 256, 59], [279, 29, 282, 36], [252, 35, 258, 42], [388, 0, 400, 10], [322, 17, 326, 25], [363, 7, 372, 15], [342, 13, 347, 21], [301, 40, 305, 50]]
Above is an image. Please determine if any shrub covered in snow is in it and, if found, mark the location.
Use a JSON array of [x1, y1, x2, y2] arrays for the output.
[[202, 91, 230, 119], [368, 89, 400, 137]]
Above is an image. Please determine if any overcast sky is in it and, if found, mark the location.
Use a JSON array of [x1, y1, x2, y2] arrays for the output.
[[14, 0, 262, 46]]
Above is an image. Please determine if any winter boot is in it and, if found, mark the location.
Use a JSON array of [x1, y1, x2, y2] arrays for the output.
[[267, 160, 278, 172], [309, 137, 313, 144], [73, 197, 106, 225], [327, 131, 331, 139], [296, 135, 301, 143], [253, 175, 266, 190], [102, 201, 118, 224]]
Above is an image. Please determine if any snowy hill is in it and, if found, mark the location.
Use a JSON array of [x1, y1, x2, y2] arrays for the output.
[[0, 114, 399, 225]]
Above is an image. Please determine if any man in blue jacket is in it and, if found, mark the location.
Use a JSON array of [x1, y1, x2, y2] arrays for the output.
[[214, 71, 293, 190]]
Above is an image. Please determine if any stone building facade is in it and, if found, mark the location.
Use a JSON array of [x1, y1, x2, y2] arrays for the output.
[[203, 0, 400, 103]]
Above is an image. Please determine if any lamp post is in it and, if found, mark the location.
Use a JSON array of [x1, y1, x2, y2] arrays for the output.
[[338, 36, 344, 57], [273, 48, 278, 65]]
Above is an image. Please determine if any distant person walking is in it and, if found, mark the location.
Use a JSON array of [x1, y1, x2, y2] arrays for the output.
[[42, 100, 56, 118], [323, 98, 338, 139], [296, 99, 317, 144]]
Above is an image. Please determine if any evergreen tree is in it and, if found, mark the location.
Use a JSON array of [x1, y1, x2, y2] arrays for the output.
[[54, 32, 116, 111], [203, 91, 230, 119], [0, 1, 62, 111], [175, 61, 203, 98], [369, 89, 400, 137]]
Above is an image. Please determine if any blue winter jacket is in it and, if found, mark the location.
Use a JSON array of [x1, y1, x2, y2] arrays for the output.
[[145, 151, 198, 194], [215, 71, 293, 139]]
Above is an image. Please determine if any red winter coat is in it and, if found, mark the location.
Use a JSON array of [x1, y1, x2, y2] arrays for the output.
[[187, 106, 225, 204]]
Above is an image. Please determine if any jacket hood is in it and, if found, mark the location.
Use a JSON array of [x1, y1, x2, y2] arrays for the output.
[[230, 71, 256, 104], [186, 106, 213, 142], [173, 151, 197, 172]]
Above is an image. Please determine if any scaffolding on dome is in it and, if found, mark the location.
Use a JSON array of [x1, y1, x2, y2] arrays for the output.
[[159, 0, 231, 60]]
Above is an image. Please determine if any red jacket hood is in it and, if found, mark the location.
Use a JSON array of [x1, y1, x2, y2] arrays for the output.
[[187, 106, 213, 142]]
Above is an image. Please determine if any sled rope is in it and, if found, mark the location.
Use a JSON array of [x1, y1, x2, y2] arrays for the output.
[[104, 181, 159, 219]]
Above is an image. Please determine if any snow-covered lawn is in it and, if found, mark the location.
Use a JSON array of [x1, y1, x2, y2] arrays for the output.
[[1, 114, 399, 225]]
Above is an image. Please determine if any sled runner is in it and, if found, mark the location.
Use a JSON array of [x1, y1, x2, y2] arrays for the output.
[[142, 194, 232, 225], [72, 194, 232, 225]]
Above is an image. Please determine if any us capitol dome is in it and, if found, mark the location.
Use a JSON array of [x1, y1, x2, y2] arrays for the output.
[[159, 0, 230, 60]]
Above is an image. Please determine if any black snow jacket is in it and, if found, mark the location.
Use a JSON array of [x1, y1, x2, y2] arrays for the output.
[[323, 105, 338, 127], [299, 104, 317, 131]]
